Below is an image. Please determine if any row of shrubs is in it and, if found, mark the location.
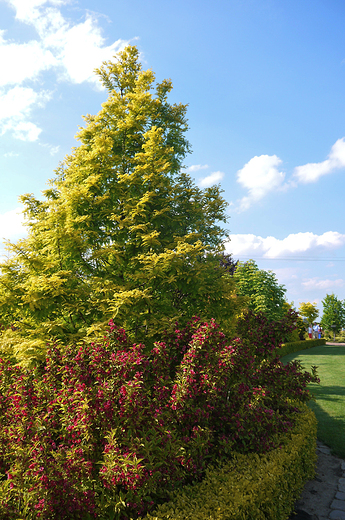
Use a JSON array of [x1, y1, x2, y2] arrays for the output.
[[145, 404, 317, 520], [278, 338, 326, 357], [0, 310, 319, 519]]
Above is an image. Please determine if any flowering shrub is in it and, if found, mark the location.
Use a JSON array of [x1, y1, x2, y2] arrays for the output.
[[0, 313, 319, 519]]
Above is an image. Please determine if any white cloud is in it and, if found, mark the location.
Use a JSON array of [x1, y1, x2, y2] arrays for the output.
[[48, 16, 126, 85], [232, 137, 345, 212], [225, 231, 345, 259], [30, 9, 127, 86], [0, 86, 51, 141], [0, 33, 56, 86], [199, 171, 224, 187], [11, 121, 42, 141], [0, 0, 129, 140], [3, 151, 19, 157], [5, 0, 69, 24], [0, 208, 26, 241], [0, 208, 28, 261], [0, 86, 46, 119], [46, 144, 60, 155], [235, 154, 285, 211], [293, 138, 345, 183], [302, 278, 345, 290], [274, 267, 299, 281], [4, 1, 127, 87], [186, 164, 209, 172]]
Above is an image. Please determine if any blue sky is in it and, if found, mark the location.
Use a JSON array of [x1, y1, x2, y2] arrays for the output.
[[1, 0, 345, 317]]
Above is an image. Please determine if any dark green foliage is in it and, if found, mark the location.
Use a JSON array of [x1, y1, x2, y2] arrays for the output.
[[217, 253, 238, 276], [321, 293, 345, 336], [233, 259, 287, 322]]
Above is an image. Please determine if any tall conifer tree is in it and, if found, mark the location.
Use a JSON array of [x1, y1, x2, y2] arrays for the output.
[[0, 46, 240, 365]]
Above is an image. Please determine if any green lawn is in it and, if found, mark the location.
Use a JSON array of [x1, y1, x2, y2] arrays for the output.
[[281, 344, 345, 458]]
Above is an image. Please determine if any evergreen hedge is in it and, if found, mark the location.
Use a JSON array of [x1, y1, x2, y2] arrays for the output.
[[145, 404, 317, 520], [278, 338, 326, 358]]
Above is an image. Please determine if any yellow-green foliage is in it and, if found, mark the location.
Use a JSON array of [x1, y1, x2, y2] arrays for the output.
[[278, 338, 326, 358], [298, 302, 319, 326], [144, 404, 317, 520], [0, 46, 243, 364]]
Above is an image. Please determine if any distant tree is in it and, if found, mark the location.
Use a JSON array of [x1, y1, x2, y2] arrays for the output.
[[321, 294, 345, 339], [233, 259, 287, 322], [218, 253, 238, 276], [281, 302, 306, 342], [0, 45, 243, 366], [298, 302, 319, 327], [295, 315, 307, 340]]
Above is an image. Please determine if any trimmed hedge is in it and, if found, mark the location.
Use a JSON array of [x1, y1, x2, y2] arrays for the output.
[[278, 338, 326, 358], [144, 404, 317, 520]]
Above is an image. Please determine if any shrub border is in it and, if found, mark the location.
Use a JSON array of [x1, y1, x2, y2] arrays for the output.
[[144, 404, 317, 520], [278, 338, 326, 358]]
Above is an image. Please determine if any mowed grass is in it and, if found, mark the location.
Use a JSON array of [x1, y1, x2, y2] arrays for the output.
[[281, 344, 345, 458]]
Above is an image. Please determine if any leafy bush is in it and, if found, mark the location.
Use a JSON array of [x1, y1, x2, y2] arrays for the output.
[[0, 314, 319, 519], [322, 329, 345, 342], [284, 314, 307, 342], [146, 404, 317, 520]]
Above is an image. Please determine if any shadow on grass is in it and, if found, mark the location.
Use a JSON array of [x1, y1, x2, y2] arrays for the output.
[[309, 383, 345, 401], [306, 386, 345, 459], [300, 345, 345, 357], [281, 345, 345, 458]]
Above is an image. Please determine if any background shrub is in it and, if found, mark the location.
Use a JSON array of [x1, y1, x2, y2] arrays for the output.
[[278, 338, 326, 357]]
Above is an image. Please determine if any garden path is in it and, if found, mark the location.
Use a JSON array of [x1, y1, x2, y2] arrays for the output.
[[287, 340, 345, 520], [286, 343, 345, 519], [288, 440, 345, 520]]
